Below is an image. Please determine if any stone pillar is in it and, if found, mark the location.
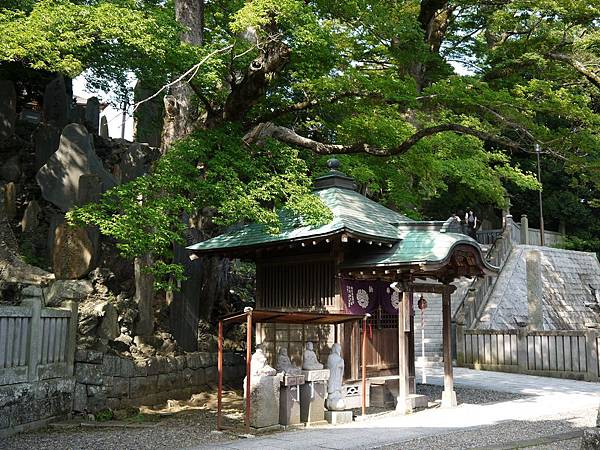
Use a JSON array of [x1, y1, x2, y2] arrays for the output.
[[66, 300, 78, 376], [516, 324, 529, 372], [441, 287, 457, 408], [396, 289, 413, 414], [3, 182, 16, 220], [455, 309, 465, 366], [43, 75, 70, 128], [526, 250, 543, 331], [23, 297, 42, 381], [520, 214, 529, 245], [559, 218, 566, 236], [100, 116, 109, 138], [20, 200, 41, 233], [85, 97, 100, 134], [585, 329, 599, 381]]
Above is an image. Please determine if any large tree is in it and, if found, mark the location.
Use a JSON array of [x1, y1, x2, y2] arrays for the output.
[[4, 0, 599, 284]]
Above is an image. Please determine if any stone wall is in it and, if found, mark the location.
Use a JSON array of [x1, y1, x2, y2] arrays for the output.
[[0, 377, 75, 437], [73, 350, 245, 413]]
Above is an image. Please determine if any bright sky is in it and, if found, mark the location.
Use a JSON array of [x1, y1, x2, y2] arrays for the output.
[[72, 75, 135, 141]]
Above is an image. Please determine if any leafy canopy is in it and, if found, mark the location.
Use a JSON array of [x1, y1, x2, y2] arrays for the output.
[[5, 0, 600, 284]]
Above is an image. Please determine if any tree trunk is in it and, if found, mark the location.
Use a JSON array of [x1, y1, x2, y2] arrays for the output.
[[163, 0, 231, 350]]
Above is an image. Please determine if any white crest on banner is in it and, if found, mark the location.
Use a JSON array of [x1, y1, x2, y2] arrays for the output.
[[356, 289, 370, 308]]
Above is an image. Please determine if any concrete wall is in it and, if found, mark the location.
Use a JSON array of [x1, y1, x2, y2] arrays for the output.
[[73, 350, 245, 413]]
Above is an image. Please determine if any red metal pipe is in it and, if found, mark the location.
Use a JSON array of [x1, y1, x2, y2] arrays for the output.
[[217, 320, 223, 430], [361, 315, 367, 416], [245, 311, 253, 432]]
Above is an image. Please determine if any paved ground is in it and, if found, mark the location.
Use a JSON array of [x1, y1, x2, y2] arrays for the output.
[[193, 368, 600, 450]]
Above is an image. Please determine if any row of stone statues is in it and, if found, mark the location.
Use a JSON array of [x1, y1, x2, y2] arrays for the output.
[[251, 341, 346, 411]]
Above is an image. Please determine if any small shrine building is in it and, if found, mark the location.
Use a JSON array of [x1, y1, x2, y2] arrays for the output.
[[187, 159, 497, 412]]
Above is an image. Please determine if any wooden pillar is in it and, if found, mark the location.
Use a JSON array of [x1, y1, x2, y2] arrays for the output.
[[361, 315, 368, 416], [442, 287, 457, 407], [245, 311, 253, 431], [397, 289, 413, 414], [217, 320, 223, 430]]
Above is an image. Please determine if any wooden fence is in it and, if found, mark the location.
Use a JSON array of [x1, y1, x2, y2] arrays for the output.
[[456, 328, 600, 381], [0, 298, 77, 385]]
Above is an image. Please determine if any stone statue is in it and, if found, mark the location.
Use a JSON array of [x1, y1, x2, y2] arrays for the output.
[[250, 345, 276, 377], [302, 341, 323, 370], [326, 343, 346, 410], [276, 347, 302, 374]]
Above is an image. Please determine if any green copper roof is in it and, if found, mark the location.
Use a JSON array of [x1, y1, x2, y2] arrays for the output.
[[342, 230, 487, 269], [187, 187, 412, 252]]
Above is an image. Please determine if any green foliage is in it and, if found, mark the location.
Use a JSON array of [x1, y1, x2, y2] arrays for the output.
[[15, 0, 600, 284], [68, 126, 331, 287]]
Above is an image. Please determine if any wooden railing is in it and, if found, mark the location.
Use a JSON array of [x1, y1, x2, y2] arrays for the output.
[[456, 328, 600, 381], [0, 298, 77, 385]]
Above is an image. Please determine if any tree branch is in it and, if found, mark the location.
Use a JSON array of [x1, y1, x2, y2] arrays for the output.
[[547, 53, 600, 90], [243, 122, 522, 156]]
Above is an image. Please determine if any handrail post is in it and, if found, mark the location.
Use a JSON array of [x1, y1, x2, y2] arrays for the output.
[[520, 215, 529, 245]]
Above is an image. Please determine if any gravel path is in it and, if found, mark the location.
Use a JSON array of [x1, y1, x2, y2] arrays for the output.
[[1, 385, 533, 450], [376, 407, 595, 450]]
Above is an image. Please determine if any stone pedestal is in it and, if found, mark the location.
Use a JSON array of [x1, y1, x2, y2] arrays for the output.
[[325, 410, 353, 425], [441, 389, 457, 408], [244, 375, 281, 429], [300, 369, 329, 425], [279, 374, 304, 426]]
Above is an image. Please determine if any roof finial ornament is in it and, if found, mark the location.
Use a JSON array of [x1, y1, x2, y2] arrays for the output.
[[327, 158, 341, 172]]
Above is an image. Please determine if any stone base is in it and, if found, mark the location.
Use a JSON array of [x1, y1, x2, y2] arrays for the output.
[[325, 410, 353, 425], [408, 394, 429, 409], [441, 389, 457, 408], [300, 381, 326, 424], [395, 396, 414, 415], [244, 375, 281, 429], [279, 385, 302, 426], [302, 369, 330, 382]]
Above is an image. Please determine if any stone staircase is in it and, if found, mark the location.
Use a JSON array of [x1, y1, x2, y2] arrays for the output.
[[413, 278, 472, 367]]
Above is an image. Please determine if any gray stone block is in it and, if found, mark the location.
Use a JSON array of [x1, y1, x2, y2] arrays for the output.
[[191, 368, 205, 386], [146, 357, 159, 375], [182, 368, 194, 385], [175, 356, 187, 371], [300, 381, 327, 424], [205, 366, 217, 384], [75, 363, 103, 385], [75, 349, 103, 364], [325, 410, 353, 425], [129, 376, 157, 398], [156, 356, 169, 374], [107, 377, 129, 398], [120, 359, 134, 378], [102, 355, 120, 376], [244, 375, 280, 429]]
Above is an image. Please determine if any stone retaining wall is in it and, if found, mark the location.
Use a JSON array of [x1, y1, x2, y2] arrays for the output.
[[73, 350, 245, 412], [0, 377, 75, 437]]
